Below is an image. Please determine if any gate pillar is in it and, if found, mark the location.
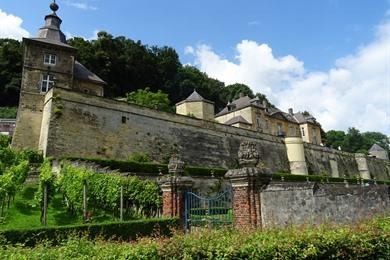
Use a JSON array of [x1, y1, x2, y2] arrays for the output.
[[159, 176, 193, 220], [225, 141, 270, 229], [158, 155, 193, 226]]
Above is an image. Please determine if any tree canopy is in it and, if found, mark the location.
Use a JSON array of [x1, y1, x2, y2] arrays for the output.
[[324, 128, 389, 155], [126, 88, 172, 112]]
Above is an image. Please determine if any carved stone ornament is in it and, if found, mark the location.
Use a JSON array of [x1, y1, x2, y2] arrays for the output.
[[238, 141, 259, 167], [168, 154, 185, 175]]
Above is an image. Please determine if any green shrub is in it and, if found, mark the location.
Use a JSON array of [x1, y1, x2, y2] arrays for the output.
[[0, 135, 11, 148], [58, 163, 162, 218], [0, 218, 179, 246], [128, 152, 152, 163], [0, 217, 388, 258]]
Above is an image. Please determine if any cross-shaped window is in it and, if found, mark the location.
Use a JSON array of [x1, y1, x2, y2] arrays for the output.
[[41, 75, 55, 92]]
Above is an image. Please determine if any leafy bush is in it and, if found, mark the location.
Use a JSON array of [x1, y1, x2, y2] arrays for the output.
[[58, 163, 162, 218], [0, 218, 179, 246], [0, 160, 29, 216], [128, 152, 152, 163], [0, 217, 388, 259], [0, 107, 17, 118], [0, 135, 11, 148]]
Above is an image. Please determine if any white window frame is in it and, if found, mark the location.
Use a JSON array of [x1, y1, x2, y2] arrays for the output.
[[44, 53, 56, 65], [41, 74, 55, 93]]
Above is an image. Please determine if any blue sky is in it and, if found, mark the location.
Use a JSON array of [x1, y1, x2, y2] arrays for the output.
[[0, 0, 387, 70], [0, 0, 389, 134]]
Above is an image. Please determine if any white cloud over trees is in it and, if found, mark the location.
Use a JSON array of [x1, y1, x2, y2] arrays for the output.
[[0, 9, 30, 40], [186, 19, 390, 134]]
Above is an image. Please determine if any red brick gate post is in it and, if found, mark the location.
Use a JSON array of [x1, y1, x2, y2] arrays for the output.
[[158, 155, 193, 226], [160, 176, 193, 220], [225, 141, 269, 229]]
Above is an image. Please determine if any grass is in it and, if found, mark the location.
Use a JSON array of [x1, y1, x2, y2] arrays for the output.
[[0, 184, 119, 230]]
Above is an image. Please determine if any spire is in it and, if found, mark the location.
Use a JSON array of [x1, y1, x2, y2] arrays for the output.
[[37, 1, 66, 43]]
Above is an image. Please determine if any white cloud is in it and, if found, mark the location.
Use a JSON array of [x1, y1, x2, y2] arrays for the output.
[[184, 46, 194, 55], [0, 9, 30, 40], [64, 1, 98, 11], [187, 20, 390, 135]]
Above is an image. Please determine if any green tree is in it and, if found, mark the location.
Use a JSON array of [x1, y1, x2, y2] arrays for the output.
[[126, 88, 172, 112], [0, 107, 17, 118], [361, 132, 390, 154], [342, 127, 364, 153], [0, 39, 23, 106], [325, 130, 346, 150], [220, 83, 254, 103]]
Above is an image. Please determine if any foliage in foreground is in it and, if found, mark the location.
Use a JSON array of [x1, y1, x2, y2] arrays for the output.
[[0, 218, 178, 247], [0, 217, 388, 259]]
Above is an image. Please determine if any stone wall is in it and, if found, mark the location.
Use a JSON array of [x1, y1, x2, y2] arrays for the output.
[[366, 156, 390, 180], [304, 143, 359, 178], [28, 87, 390, 181], [260, 182, 389, 227], [42, 87, 290, 171]]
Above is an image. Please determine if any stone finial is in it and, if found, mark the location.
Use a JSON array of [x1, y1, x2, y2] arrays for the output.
[[168, 154, 185, 175], [238, 141, 259, 167]]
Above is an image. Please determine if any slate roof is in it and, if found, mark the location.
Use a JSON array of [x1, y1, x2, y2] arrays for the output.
[[176, 90, 214, 105], [74, 61, 106, 85], [224, 115, 251, 125], [369, 144, 386, 152], [215, 96, 263, 117], [292, 112, 320, 125], [215, 94, 321, 126], [25, 38, 75, 49]]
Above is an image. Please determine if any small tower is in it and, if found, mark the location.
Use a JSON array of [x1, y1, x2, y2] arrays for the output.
[[176, 90, 215, 120], [12, 1, 76, 150], [369, 144, 389, 161]]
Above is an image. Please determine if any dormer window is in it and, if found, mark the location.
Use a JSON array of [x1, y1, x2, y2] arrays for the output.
[[44, 53, 56, 65], [41, 74, 55, 92]]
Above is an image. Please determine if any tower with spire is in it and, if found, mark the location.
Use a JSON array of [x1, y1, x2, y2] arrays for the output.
[[12, 1, 106, 150], [175, 90, 215, 120]]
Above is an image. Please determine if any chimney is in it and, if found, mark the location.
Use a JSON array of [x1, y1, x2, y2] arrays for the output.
[[239, 92, 245, 98], [288, 108, 293, 115], [262, 100, 268, 108]]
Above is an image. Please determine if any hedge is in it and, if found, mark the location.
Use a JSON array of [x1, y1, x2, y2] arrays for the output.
[[0, 218, 179, 246], [64, 157, 390, 184], [65, 157, 227, 177]]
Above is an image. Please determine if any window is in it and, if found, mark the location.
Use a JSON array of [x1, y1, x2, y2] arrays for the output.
[[41, 75, 55, 92], [44, 53, 56, 65], [301, 127, 305, 136]]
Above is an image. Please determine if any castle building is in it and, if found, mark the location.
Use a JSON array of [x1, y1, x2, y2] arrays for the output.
[[11, 2, 388, 181], [177, 92, 322, 144], [12, 2, 106, 150]]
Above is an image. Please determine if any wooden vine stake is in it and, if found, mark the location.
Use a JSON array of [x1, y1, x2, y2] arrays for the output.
[[83, 181, 87, 221], [120, 185, 124, 221], [42, 183, 48, 226]]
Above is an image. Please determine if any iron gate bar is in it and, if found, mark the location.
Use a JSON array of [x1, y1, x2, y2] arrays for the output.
[[184, 188, 233, 232]]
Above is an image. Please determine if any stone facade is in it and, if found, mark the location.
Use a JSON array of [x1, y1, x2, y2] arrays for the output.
[[12, 3, 105, 151]]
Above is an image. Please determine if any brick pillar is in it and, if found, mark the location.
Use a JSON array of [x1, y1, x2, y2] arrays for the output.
[[159, 176, 193, 224], [227, 168, 264, 229]]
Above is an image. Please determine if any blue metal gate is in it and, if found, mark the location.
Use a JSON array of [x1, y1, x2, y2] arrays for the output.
[[184, 188, 233, 232]]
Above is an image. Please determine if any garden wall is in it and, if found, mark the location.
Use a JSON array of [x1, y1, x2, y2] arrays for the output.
[[260, 182, 390, 227]]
